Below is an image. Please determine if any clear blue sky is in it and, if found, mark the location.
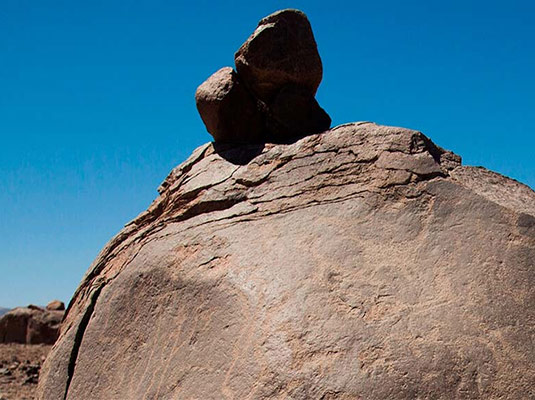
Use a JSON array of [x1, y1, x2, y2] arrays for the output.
[[1, 1, 533, 308]]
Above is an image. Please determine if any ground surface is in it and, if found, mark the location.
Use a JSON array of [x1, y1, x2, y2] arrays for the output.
[[0, 344, 51, 400]]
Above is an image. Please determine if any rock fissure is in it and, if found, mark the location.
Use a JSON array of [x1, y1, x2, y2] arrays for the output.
[[63, 281, 106, 400]]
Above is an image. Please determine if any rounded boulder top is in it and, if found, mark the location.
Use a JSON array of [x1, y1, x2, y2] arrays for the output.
[[46, 300, 65, 311], [235, 8, 323, 102]]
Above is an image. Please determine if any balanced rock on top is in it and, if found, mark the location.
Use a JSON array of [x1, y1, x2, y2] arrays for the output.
[[234, 9, 323, 102], [195, 9, 331, 145]]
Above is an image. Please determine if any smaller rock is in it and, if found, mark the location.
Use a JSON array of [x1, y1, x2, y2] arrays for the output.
[[195, 67, 264, 144], [45, 300, 64, 311]]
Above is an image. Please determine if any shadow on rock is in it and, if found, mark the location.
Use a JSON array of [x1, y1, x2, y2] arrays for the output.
[[213, 141, 265, 165]]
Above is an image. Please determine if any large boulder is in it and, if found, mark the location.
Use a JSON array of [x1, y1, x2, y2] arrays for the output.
[[0, 305, 63, 345], [235, 9, 323, 102], [38, 123, 534, 399]]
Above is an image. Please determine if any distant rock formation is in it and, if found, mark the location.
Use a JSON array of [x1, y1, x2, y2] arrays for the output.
[[0, 303, 64, 345], [196, 9, 331, 144], [38, 122, 535, 399], [45, 300, 65, 311]]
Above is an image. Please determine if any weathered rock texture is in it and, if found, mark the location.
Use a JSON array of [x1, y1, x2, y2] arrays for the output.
[[38, 123, 534, 399], [0, 305, 63, 345], [196, 9, 330, 144]]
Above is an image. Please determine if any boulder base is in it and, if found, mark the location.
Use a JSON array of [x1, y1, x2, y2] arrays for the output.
[[38, 123, 535, 399]]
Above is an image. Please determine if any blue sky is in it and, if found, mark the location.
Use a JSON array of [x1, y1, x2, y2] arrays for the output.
[[1, 0, 534, 307]]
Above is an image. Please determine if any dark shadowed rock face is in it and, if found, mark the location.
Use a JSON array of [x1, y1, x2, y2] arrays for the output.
[[38, 123, 534, 399], [267, 84, 331, 141], [195, 67, 264, 144], [0, 305, 63, 345]]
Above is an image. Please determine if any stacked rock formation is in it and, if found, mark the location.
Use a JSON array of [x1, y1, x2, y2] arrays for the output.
[[38, 122, 534, 399], [0, 301, 64, 345], [196, 9, 331, 144]]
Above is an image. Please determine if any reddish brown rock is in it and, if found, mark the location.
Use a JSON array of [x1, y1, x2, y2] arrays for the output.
[[195, 67, 264, 144], [235, 9, 323, 102], [38, 123, 534, 399], [0, 305, 63, 345], [46, 300, 65, 311]]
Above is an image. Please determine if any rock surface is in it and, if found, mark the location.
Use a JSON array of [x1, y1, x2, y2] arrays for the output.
[[235, 9, 323, 102], [38, 123, 534, 399], [0, 306, 63, 345]]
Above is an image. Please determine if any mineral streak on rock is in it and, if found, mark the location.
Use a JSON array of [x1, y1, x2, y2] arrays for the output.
[[38, 123, 535, 399], [196, 9, 331, 144]]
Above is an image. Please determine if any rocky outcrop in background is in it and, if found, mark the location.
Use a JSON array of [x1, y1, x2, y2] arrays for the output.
[[37, 122, 535, 399], [0, 301, 64, 345], [195, 9, 331, 144]]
